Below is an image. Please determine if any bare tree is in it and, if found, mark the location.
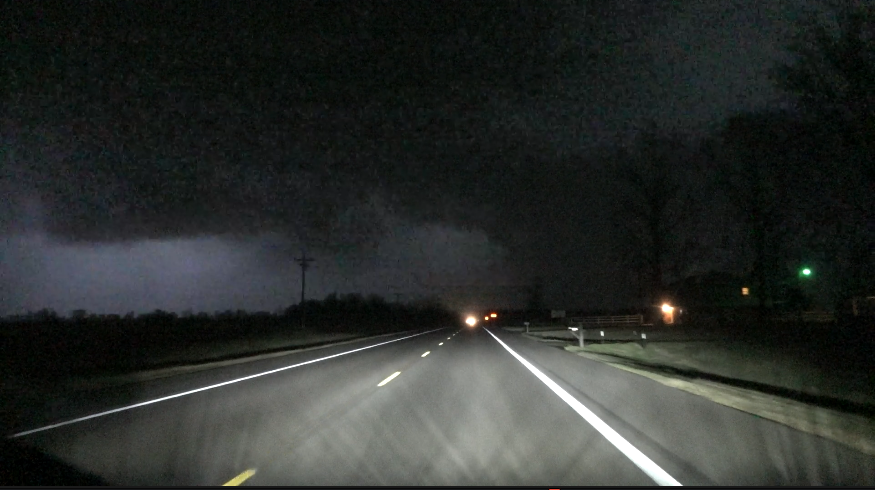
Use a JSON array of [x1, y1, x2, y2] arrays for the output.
[[608, 128, 700, 309], [525, 276, 546, 313], [772, 1, 874, 185], [711, 109, 825, 320], [771, 1, 874, 309]]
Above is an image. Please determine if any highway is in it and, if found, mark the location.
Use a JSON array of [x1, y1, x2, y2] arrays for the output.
[[6, 325, 875, 486]]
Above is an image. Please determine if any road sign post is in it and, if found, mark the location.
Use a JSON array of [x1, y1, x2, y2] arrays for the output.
[[569, 327, 583, 348]]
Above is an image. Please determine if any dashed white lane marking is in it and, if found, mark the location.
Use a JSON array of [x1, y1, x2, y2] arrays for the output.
[[378, 371, 402, 387], [10, 328, 445, 438]]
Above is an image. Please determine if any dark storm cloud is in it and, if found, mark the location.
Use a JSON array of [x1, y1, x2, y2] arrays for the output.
[[3, 2, 586, 245], [0, 224, 513, 316], [5, 1, 691, 245], [1, 1, 818, 312]]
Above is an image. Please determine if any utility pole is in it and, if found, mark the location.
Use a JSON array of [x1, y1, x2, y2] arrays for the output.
[[295, 254, 315, 330]]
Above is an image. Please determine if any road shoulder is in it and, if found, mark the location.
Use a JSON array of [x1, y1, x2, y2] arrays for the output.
[[563, 346, 875, 456]]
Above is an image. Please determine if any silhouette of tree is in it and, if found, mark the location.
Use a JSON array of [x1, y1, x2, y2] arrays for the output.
[[771, 2, 875, 307], [711, 110, 808, 318], [772, 2, 874, 186], [608, 127, 702, 307], [70, 309, 88, 321], [526, 276, 545, 312]]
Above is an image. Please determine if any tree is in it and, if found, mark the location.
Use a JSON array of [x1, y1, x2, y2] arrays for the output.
[[366, 294, 386, 306], [526, 276, 545, 312], [771, 2, 875, 307], [772, 1, 874, 185], [711, 110, 817, 317], [608, 128, 701, 307], [31, 308, 59, 322], [70, 309, 88, 321], [341, 293, 365, 307], [323, 292, 339, 304]]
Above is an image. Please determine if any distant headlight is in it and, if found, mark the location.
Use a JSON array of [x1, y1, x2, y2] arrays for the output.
[[465, 316, 477, 326]]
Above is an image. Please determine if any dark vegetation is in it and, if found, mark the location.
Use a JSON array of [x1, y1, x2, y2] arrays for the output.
[[0, 438, 110, 486], [606, 3, 873, 320], [0, 295, 457, 381]]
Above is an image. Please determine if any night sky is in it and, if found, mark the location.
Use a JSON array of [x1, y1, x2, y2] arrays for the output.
[[1, 1, 820, 315]]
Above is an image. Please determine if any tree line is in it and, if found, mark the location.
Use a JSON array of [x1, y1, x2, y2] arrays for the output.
[[2, 293, 458, 333], [606, 3, 873, 320]]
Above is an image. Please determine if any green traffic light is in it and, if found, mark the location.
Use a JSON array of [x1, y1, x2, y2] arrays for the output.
[[801, 268, 811, 277]]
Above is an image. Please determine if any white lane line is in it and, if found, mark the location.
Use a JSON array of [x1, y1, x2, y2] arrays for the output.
[[10, 328, 445, 438], [421, 351, 430, 357], [439, 342, 443, 346], [484, 328, 682, 487], [377, 371, 402, 387]]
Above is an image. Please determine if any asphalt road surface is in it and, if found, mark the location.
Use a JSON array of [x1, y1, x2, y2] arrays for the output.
[[6, 326, 875, 486]]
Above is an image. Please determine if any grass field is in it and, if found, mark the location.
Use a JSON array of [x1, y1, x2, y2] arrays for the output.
[[0, 320, 412, 432], [0, 317, 425, 391], [509, 320, 875, 408]]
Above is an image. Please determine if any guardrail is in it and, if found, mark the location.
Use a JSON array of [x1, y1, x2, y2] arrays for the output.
[[568, 326, 650, 348], [566, 314, 642, 348], [773, 311, 835, 323], [515, 324, 718, 347], [569, 314, 644, 327]]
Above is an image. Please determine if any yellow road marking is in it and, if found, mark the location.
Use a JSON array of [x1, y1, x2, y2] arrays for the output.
[[223, 469, 256, 486], [378, 371, 401, 386], [421, 351, 430, 357]]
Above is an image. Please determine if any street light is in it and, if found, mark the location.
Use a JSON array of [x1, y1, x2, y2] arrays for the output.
[[661, 303, 675, 325]]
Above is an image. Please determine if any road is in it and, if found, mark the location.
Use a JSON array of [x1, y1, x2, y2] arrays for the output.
[[6, 326, 875, 486]]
